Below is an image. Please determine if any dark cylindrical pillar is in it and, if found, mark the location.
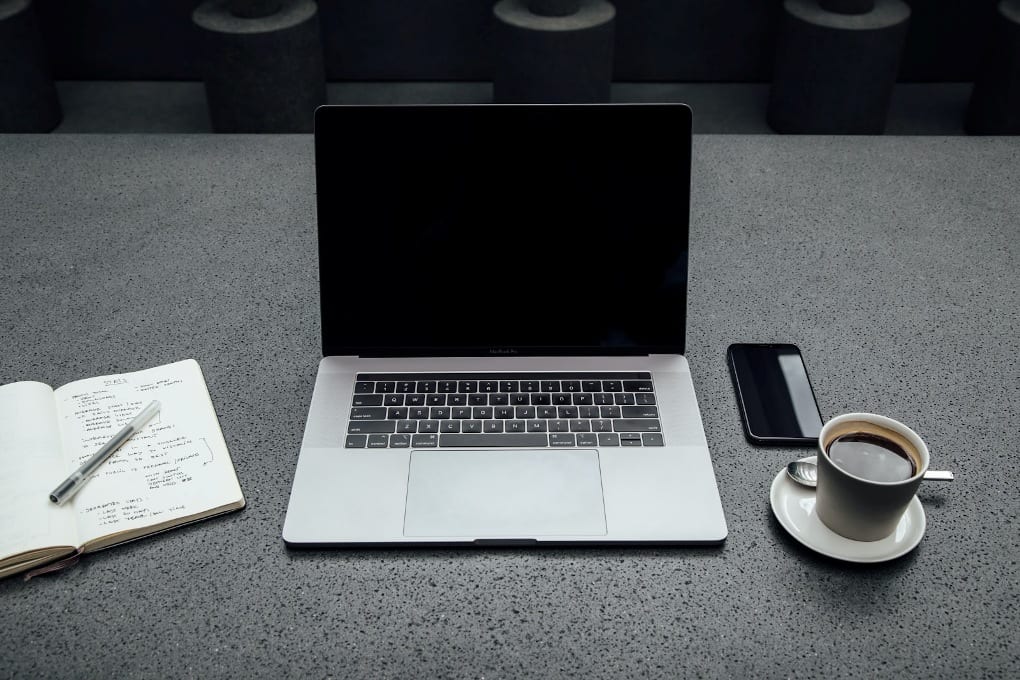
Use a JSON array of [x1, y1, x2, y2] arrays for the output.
[[767, 0, 910, 134], [0, 0, 61, 132], [192, 0, 325, 133], [492, 0, 615, 104], [966, 1, 1020, 135]]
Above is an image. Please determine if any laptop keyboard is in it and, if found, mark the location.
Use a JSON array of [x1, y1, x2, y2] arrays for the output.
[[344, 372, 663, 449]]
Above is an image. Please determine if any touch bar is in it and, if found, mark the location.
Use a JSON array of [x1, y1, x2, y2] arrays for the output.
[[357, 372, 652, 381]]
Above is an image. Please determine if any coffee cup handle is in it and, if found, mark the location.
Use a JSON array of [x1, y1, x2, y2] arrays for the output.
[[923, 470, 954, 481]]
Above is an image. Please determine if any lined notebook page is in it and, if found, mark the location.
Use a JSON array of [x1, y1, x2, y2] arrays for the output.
[[0, 382, 78, 563], [53, 360, 243, 545]]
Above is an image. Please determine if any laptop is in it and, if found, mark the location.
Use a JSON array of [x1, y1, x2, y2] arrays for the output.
[[282, 103, 727, 546]]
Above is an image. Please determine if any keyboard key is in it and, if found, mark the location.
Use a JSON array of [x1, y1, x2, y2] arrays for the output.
[[642, 433, 664, 446], [549, 419, 569, 432], [636, 393, 657, 405], [489, 393, 509, 405], [396, 381, 416, 393], [593, 393, 614, 405], [553, 393, 572, 405], [352, 394, 384, 407], [515, 406, 536, 419], [538, 406, 556, 419], [614, 419, 662, 432], [511, 393, 529, 405], [417, 381, 437, 393], [582, 380, 601, 392], [448, 394, 467, 406], [597, 433, 620, 446], [375, 382, 396, 393], [521, 380, 540, 392], [602, 380, 622, 392], [549, 433, 576, 447], [427, 394, 447, 406], [452, 407, 471, 419], [541, 380, 560, 392], [562, 381, 581, 392], [351, 407, 386, 420], [472, 407, 493, 419], [354, 382, 374, 394], [579, 406, 599, 419], [384, 394, 404, 406], [495, 406, 514, 419], [430, 407, 450, 419], [345, 434, 367, 448], [622, 406, 658, 419], [592, 419, 613, 432], [439, 381, 457, 393], [367, 434, 389, 448], [615, 393, 636, 405], [527, 420, 548, 432], [600, 405, 622, 418], [409, 407, 428, 420], [569, 420, 590, 432], [459, 380, 478, 393], [484, 420, 504, 433], [623, 380, 654, 392], [506, 420, 527, 433], [499, 380, 519, 392], [468, 394, 488, 406], [620, 432, 642, 441], [397, 420, 418, 433], [412, 434, 438, 447], [439, 433, 548, 447], [418, 420, 440, 433], [557, 406, 578, 419], [576, 433, 598, 447], [622, 438, 643, 447], [480, 381, 500, 393], [441, 421, 460, 433], [407, 394, 426, 406], [390, 434, 411, 448], [530, 393, 551, 405], [462, 420, 483, 433], [572, 393, 593, 405], [387, 407, 408, 420], [348, 420, 396, 434]]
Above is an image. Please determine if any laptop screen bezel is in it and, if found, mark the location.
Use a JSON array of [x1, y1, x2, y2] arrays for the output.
[[314, 103, 692, 358]]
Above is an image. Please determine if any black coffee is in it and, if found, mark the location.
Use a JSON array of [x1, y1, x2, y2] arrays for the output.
[[826, 433, 917, 483]]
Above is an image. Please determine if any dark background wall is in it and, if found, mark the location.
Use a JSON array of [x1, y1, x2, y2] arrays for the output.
[[34, 0, 995, 82]]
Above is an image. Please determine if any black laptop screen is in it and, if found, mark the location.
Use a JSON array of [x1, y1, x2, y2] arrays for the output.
[[315, 104, 691, 357]]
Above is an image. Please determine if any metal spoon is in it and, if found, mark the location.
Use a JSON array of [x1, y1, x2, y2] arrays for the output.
[[786, 460, 954, 488]]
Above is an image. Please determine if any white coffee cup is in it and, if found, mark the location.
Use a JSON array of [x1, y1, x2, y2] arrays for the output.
[[816, 413, 930, 542]]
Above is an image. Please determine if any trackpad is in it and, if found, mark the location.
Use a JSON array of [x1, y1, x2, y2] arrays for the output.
[[403, 449, 607, 538]]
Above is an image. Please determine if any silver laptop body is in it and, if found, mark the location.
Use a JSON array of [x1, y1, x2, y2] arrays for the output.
[[283, 104, 727, 546]]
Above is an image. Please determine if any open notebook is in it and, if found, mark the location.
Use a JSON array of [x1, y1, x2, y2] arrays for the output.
[[0, 359, 244, 579]]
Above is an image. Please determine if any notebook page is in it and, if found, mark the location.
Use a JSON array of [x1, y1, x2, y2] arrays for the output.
[[0, 382, 79, 563], [53, 360, 244, 545]]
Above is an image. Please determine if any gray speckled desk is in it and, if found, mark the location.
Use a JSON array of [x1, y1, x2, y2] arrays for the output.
[[1, 134, 1017, 679]]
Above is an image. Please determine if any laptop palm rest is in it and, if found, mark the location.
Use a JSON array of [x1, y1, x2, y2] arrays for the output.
[[403, 449, 608, 538]]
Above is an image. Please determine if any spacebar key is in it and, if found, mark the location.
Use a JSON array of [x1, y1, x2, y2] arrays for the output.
[[439, 433, 549, 447]]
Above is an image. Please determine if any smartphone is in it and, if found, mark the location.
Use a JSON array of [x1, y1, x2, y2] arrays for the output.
[[727, 343, 823, 446]]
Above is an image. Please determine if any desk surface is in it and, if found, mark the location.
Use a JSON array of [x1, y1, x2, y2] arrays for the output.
[[0, 134, 1017, 679]]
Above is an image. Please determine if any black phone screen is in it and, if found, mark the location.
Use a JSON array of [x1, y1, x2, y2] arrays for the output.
[[727, 344, 823, 445]]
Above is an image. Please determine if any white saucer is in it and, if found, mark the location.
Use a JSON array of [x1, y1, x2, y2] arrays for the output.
[[769, 456, 926, 563]]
